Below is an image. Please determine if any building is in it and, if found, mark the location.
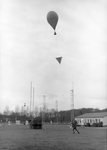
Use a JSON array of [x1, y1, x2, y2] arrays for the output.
[[75, 112, 107, 127]]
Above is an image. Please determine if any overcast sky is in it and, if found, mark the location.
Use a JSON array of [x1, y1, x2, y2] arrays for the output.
[[0, 0, 106, 113]]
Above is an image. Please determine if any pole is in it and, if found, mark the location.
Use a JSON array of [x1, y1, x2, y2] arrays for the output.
[[43, 95, 46, 123], [30, 82, 32, 118], [33, 87, 35, 117], [70, 82, 74, 123]]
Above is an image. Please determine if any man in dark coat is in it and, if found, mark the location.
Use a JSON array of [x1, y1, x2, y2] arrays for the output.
[[72, 120, 80, 134]]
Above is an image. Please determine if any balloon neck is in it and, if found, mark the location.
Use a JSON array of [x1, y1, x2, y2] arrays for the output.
[[54, 31, 57, 35]]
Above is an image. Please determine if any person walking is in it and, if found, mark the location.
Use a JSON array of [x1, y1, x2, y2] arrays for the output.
[[72, 120, 80, 134]]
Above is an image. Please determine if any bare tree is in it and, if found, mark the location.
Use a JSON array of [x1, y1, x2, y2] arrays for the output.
[[15, 105, 20, 115], [26, 106, 29, 117], [34, 106, 38, 117], [15, 105, 20, 120], [20, 106, 24, 116], [4, 106, 10, 115]]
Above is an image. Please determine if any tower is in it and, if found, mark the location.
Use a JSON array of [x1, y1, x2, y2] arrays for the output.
[[70, 87, 74, 123], [43, 95, 46, 123], [30, 82, 32, 117], [33, 87, 35, 117]]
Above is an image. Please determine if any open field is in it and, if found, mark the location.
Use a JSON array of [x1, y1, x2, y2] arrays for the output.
[[0, 124, 106, 150]]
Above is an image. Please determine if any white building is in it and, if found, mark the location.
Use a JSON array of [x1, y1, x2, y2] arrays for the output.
[[75, 112, 107, 126]]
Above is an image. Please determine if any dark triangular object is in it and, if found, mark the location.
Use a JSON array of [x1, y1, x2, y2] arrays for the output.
[[56, 57, 62, 64]]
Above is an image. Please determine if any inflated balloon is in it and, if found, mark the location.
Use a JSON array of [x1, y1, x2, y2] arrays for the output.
[[47, 11, 59, 35]]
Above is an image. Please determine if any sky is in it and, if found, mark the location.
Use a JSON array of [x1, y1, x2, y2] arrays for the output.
[[0, 0, 106, 113]]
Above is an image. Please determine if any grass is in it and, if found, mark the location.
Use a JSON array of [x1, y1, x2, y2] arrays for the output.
[[0, 123, 107, 150]]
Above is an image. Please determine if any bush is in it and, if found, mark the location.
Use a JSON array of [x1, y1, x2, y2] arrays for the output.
[[86, 123, 91, 127], [92, 122, 103, 127]]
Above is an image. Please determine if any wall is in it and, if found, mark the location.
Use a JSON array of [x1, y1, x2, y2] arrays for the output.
[[75, 117, 103, 126], [103, 116, 107, 126]]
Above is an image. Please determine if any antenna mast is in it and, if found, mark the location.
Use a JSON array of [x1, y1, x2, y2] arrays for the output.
[[43, 95, 46, 123], [30, 82, 32, 118], [70, 82, 74, 123], [33, 87, 35, 117]]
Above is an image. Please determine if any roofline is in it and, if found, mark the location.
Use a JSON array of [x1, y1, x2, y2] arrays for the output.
[[76, 116, 105, 118], [75, 112, 107, 118]]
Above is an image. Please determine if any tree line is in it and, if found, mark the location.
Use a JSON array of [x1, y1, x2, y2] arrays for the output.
[[0, 106, 107, 123]]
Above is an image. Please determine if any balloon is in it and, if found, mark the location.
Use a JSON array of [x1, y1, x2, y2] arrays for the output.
[[47, 11, 59, 35]]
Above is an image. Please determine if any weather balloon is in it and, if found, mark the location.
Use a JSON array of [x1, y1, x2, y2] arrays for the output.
[[47, 11, 59, 35]]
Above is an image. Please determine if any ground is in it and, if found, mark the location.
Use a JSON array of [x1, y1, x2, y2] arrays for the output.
[[0, 123, 106, 150]]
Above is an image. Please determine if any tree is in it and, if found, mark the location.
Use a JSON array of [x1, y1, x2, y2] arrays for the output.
[[4, 106, 10, 115], [26, 106, 29, 117], [15, 105, 20, 115], [15, 105, 20, 120], [20, 106, 24, 116], [34, 106, 39, 117]]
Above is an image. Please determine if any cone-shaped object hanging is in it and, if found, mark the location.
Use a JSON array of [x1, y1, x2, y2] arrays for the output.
[[56, 57, 62, 64]]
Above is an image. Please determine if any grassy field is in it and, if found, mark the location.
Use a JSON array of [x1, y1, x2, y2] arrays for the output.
[[0, 123, 106, 150]]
